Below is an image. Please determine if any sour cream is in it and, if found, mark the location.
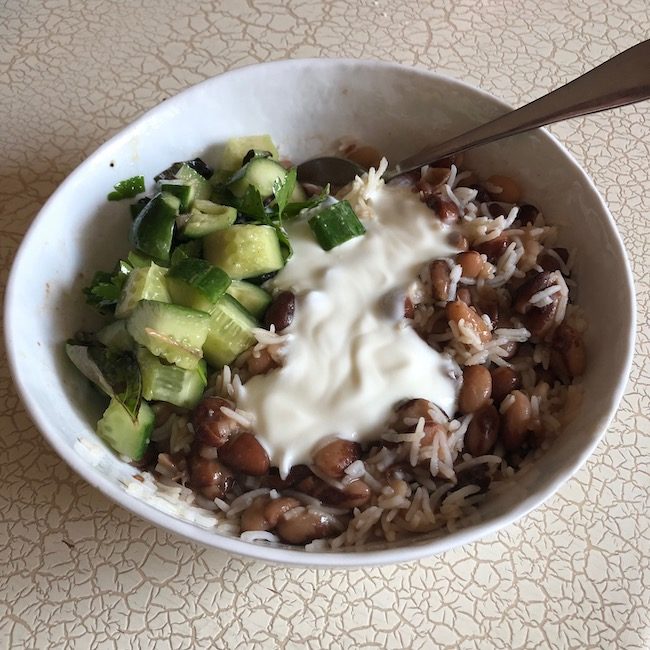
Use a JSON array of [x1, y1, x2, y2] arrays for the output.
[[237, 180, 459, 476]]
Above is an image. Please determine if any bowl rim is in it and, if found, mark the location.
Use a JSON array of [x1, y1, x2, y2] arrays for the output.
[[4, 57, 636, 567]]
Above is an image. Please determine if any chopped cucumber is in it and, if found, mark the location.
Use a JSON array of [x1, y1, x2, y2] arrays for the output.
[[174, 163, 212, 200], [127, 300, 210, 370], [203, 294, 258, 368], [203, 224, 284, 280], [221, 135, 279, 171], [228, 158, 288, 198], [97, 397, 154, 461], [155, 158, 214, 181], [308, 200, 366, 250], [130, 192, 180, 263], [182, 202, 237, 239], [115, 263, 170, 319], [66, 343, 114, 396], [170, 240, 202, 266], [97, 320, 133, 352], [159, 180, 196, 212], [136, 348, 207, 409], [166, 258, 231, 312], [127, 250, 153, 268], [226, 280, 272, 319]]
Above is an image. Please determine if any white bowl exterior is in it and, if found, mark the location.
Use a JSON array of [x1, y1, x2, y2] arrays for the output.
[[5, 59, 635, 567]]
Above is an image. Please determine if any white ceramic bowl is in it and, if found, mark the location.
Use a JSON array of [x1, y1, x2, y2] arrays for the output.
[[5, 59, 635, 567]]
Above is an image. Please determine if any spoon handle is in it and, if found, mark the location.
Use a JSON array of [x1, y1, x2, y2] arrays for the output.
[[392, 39, 650, 176]]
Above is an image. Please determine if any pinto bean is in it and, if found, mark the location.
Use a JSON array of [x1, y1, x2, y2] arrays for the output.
[[486, 174, 521, 203], [447, 231, 468, 250], [426, 195, 460, 224], [473, 235, 510, 262], [264, 497, 302, 527], [446, 300, 492, 342], [468, 184, 490, 203], [524, 302, 559, 339], [218, 432, 270, 476], [500, 390, 532, 451], [404, 296, 415, 319], [487, 202, 505, 218], [264, 291, 295, 331], [416, 167, 450, 193], [514, 271, 555, 313], [240, 495, 302, 532], [459, 365, 492, 414], [539, 248, 570, 273], [276, 507, 335, 545], [455, 251, 483, 278], [394, 398, 446, 431], [429, 260, 450, 301], [465, 404, 499, 457], [297, 475, 371, 509], [246, 348, 277, 376], [552, 323, 586, 377], [188, 455, 234, 500], [313, 439, 361, 478], [490, 366, 521, 403], [262, 464, 311, 489], [192, 397, 241, 448], [456, 287, 472, 305], [514, 271, 562, 339], [517, 203, 539, 226]]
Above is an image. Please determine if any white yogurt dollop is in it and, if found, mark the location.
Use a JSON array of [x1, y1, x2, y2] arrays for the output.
[[237, 180, 458, 476]]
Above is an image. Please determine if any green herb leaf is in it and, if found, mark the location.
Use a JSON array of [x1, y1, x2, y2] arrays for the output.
[[273, 167, 297, 220], [83, 260, 133, 314], [108, 175, 145, 201], [238, 185, 269, 223], [283, 184, 331, 219], [89, 347, 142, 420]]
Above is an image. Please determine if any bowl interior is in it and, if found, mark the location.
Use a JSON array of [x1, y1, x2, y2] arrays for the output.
[[5, 59, 635, 566]]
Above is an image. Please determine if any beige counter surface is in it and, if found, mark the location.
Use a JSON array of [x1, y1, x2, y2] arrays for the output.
[[1, 1, 649, 648]]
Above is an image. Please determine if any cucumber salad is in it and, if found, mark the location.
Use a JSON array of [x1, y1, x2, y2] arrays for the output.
[[69, 135, 585, 548]]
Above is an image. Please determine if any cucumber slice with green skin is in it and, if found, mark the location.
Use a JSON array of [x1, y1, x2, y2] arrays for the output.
[[97, 397, 154, 461], [137, 348, 207, 409], [127, 300, 210, 370], [127, 250, 154, 268], [182, 204, 237, 239], [308, 200, 366, 251], [226, 280, 272, 319], [97, 320, 134, 352], [130, 192, 180, 263], [221, 135, 279, 171], [115, 263, 170, 319], [228, 158, 288, 198], [166, 258, 231, 313], [160, 180, 196, 212], [170, 240, 202, 266], [203, 294, 258, 368], [203, 224, 284, 280], [173, 164, 212, 200]]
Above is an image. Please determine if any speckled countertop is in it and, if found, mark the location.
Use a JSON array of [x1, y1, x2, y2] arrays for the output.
[[1, 1, 649, 648]]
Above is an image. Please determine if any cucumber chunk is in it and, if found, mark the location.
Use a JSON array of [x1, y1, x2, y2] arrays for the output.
[[170, 240, 203, 266], [228, 158, 288, 198], [127, 300, 210, 370], [203, 294, 258, 368], [221, 135, 279, 171], [226, 280, 272, 319], [159, 180, 196, 212], [130, 192, 180, 264], [308, 200, 366, 250], [172, 163, 212, 200], [115, 263, 170, 319], [182, 202, 237, 239], [166, 258, 231, 313], [97, 397, 154, 461], [97, 320, 133, 352], [137, 348, 207, 409], [203, 224, 284, 280]]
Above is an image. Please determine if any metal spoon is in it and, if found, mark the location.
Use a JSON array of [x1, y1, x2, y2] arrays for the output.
[[296, 39, 650, 187]]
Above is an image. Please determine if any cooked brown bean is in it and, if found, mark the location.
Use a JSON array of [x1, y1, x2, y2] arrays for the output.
[[313, 438, 361, 478], [446, 300, 492, 342], [514, 271, 555, 313], [276, 507, 335, 545], [419, 422, 446, 448], [264, 497, 302, 527], [499, 340, 519, 359], [465, 404, 499, 456], [524, 302, 559, 339], [246, 348, 277, 376], [456, 287, 472, 305], [301, 475, 372, 509], [490, 366, 521, 403], [426, 195, 460, 223], [218, 432, 270, 476], [416, 167, 450, 193], [192, 396, 241, 448], [474, 234, 510, 262], [486, 174, 521, 203], [188, 455, 234, 500], [468, 183, 490, 203], [517, 203, 539, 225], [429, 260, 450, 301], [404, 296, 415, 319], [346, 145, 383, 170], [240, 496, 271, 532], [264, 291, 295, 331], [263, 464, 311, 489], [447, 231, 468, 250], [500, 390, 532, 451], [552, 323, 586, 377], [394, 398, 446, 431], [539, 247, 570, 273], [487, 202, 505, 218], [455, 251, 483, 278], [459, 365, 492, 414]]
